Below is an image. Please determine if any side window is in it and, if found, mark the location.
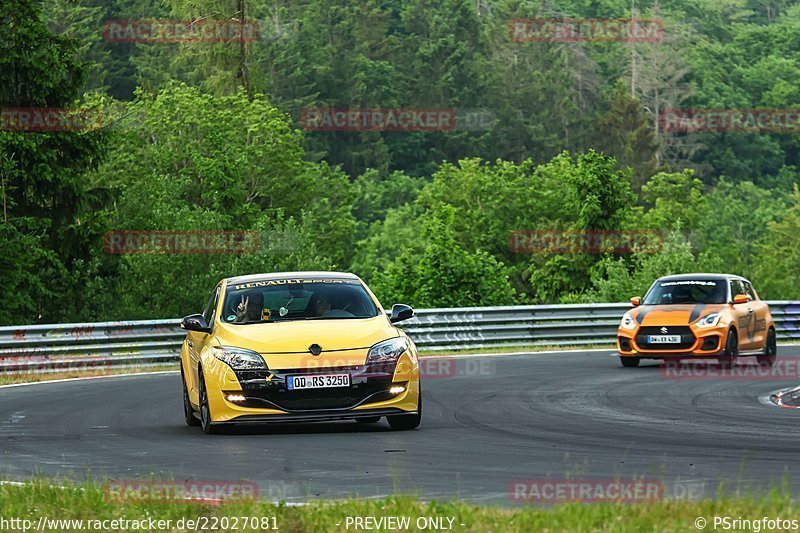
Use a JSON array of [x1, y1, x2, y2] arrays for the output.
[[743, 281, 757, 300], [202, 286, 221, 325], [729, 279, 745, 300]]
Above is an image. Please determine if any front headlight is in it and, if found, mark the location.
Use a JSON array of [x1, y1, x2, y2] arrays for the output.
[[212, 346, 268, 370], [620, 312, 637, 330], [696, 312, 722, 328], [367, 337, 409, 363]]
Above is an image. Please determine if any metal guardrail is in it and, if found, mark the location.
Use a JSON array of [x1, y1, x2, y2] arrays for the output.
[[1, 302, 799, 372]]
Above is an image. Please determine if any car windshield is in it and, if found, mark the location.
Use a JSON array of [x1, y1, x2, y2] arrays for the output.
[[221, 278, 379, 323], [642, 279, 727, 305]]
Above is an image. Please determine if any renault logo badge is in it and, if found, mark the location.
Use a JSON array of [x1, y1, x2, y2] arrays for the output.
[[309, 344, 322, 356]]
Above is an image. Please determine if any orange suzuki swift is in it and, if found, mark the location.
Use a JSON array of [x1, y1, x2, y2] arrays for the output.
[[617, 274, 776, 368]]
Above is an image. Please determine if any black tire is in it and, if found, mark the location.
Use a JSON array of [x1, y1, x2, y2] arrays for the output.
[[757, 328, 777, 367], [387, 388, 422, 431], [198, 369, 219, 434], [356, 416, 381, 424], [620, 356, 640, 368], [182, 368, 200, 427], [719, 329, 738, 368]]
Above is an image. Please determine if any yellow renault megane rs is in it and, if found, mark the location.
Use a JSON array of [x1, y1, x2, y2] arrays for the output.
[[179, 272, 421, 434]]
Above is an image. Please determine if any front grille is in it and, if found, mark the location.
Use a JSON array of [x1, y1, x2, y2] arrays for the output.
[[237, 384, 395, 411], [636, 326, 695, 349], [232, 363, 397, 412]]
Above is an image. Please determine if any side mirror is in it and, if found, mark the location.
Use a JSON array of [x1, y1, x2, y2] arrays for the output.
[[390, 304, 414, 324], [181, 313, 211, 333], [630, 296, 641, 307], [732, 294, 750, 305]]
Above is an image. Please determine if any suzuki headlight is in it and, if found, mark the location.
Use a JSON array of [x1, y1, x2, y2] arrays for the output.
[[367, 337, 409, 363], [620, 312, 637, 330], [696, 312, 721, 328], [212, 346, 268, 370]]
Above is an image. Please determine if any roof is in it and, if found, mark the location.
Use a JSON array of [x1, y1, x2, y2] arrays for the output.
[[656, 273, 749, 282], [224, 271, 360, 284]]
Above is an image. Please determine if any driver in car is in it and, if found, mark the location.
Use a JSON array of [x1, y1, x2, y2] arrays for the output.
[[234, 291, 265, 323], [309, 293, 332, 317]]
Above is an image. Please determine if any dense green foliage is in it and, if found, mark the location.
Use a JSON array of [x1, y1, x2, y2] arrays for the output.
[[0, 0, 110, 324], [2, 0, 800, 324]]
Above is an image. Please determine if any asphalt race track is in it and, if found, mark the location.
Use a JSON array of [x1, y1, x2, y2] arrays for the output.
[[2, 347, 800, 505]]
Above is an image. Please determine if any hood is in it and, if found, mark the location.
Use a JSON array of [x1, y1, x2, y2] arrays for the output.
[[631, 303, 726, 326], [213, 315, 399, 369]]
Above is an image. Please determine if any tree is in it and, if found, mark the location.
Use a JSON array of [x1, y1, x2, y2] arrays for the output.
[[0, 0, 109, 324], [352, 168, 425, 226], [592, 84, 659, 192], [76, 83, 356, 320], [81, 215, 335, 320], [641, 169, 708, 231], [131, 0, 261, 96], [586, 231, 725, 303], [697, 179, 788, 279], [370, 204, 517, 307], [751, 187, 800, 299], [44, 0, 110, 91], [98, 84, 310, 221], [480, 0, 583, 163]]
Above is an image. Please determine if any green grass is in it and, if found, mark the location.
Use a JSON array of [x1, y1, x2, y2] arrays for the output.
[[0, 480, 796, 532]]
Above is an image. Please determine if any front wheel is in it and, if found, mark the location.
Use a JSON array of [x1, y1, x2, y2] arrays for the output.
[[387, 389, 422, 431], [198, 369, 219, 434], [182, 368, 200, 427], [620, 356, 640, 368], [757, 328, 777, 367], [719, 329, 738, 368]]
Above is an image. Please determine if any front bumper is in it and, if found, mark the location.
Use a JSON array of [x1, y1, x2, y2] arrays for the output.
[[617, 324, 728, 359], [210, 408, 415, 425], [202, 352, 420, 423]]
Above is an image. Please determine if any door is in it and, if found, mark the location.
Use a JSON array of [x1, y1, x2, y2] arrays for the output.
[[729, 279, 755, 351], [743, 280, 768, 348]]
